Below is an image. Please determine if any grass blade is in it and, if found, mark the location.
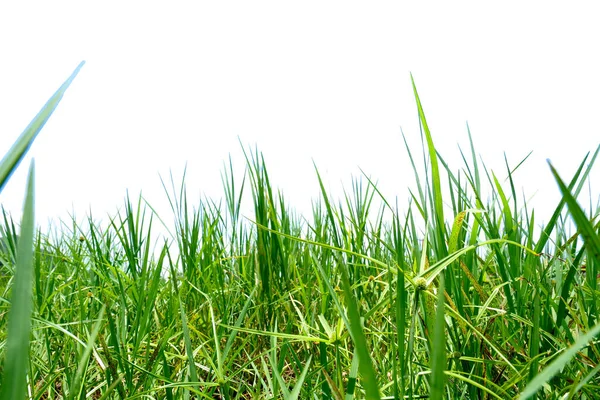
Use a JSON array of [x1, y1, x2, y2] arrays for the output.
[[548, 160, 600, 266], [67, 306, 106, 400], [0, 161, 35, 400], [430, 277, 446, 399], [288, 355, 312, 400], [411, 74, 447, 250], [341, 280, 381, 400], [0, 61, 85, 193], [519, 320, 600, 399]]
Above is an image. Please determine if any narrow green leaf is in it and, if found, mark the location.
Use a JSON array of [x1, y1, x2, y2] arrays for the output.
[[179, 301, 199, 385], [67, 306, 106, 400], [534, 147, 596, 255], [288, 355, 312, 400], [548, 160, 600, 265], [269, 334, 290, 399], [528, 289, 541, 388], [411, 74, 446, 244], [430, 277, 447, 399], [222, 286, 257, 361], [492, 172, 513, 235], [0, 61, 85, 193], [0, 161, 35, 400], [345, 349, 359, 400], [322, 369, 345, 400], [342, 289, 381, 400], [519, 320, 600, 399]]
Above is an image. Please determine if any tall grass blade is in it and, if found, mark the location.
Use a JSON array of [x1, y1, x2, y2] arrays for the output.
[[0, 61, 85, 193], [67, 306, 106, 400], [288, 355, 312, 400], [311, 164, 380, 399], [179, 298, 199, 385], [0, 161, 35, 400], [167, 248, 199, 392], [430, 277, 446, 399], [539, 153, 595, 327], [548, 160, 600, 265], [341, 282, 381, 400], [410, 74, 447, 249]]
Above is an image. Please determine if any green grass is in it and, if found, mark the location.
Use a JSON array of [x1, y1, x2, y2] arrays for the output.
[[2, 64, 600, 398]]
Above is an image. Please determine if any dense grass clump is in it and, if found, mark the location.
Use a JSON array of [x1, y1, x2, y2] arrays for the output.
[[2, 64, 600, 399]]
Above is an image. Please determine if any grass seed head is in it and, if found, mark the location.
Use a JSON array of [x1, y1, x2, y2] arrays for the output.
[[414, 277, 428, 291]]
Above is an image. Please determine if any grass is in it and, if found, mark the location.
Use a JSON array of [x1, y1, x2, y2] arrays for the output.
[[1, 63, 600, 399]]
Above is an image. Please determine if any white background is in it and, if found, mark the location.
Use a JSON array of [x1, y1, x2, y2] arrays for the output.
[[1, 2, 599, 238]]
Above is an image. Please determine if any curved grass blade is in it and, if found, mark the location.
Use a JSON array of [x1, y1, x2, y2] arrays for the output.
[[341, 272, 381, 400], [67, 306, 106, 400], [540, 152, 595, 327], [179, 300, 199, 386], [0, 61, 85, 193], [322, 369, 345, 400], [410, 74, 447, 246], [518, 320, 600, 399], [289, 355, 312, 400], [444, 371, 507, 400], [548, 160, 600, 266], [0, 161, 35, 400]]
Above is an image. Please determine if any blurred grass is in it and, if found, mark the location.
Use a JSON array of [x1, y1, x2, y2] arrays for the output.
[[1, 73, 600, 398], [0, 162, 35, 400]]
